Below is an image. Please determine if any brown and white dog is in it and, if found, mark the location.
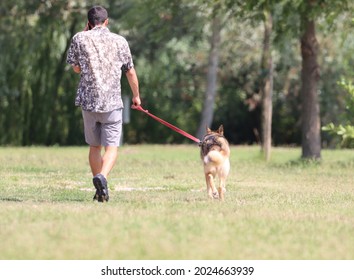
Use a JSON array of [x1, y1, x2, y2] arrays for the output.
[[200, 125, 230, 201]]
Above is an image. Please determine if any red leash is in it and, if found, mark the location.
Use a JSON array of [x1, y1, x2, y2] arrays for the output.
[[132, 105, 201, 144]]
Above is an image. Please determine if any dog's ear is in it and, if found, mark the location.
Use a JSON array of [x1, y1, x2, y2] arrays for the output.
[[217, 125, 224, 135], [207, 127, 211, 133]]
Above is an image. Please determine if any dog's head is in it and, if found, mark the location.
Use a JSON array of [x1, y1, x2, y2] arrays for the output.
[[206, 125, 224, 137], [200, 125, 227, 155]]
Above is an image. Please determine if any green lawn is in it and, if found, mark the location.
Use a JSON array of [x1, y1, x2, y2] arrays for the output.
[[0, 145, 353, 260]]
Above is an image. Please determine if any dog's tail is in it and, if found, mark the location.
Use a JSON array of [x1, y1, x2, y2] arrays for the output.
[[203, 150, 224, 165]]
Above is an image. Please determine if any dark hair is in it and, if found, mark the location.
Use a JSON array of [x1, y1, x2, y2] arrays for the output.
[[87, 6, 108, 26]]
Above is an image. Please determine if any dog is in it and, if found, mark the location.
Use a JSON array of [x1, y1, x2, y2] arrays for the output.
[[200, 125, 230, 201]]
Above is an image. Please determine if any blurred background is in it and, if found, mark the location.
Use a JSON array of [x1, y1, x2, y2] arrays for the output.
[[1, 0, 354, 148]]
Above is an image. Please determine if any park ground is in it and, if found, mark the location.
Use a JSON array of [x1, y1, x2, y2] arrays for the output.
[[0, 145, 353, 259]]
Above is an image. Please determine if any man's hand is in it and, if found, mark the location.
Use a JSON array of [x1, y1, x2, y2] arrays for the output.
[[131, 96, 141, 109]]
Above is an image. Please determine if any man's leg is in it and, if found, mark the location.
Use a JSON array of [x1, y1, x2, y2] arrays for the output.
[[89, 145, 103, 176], [90, 145, 118, 202], [90, 109, 121, 202], [89, 145, 118, 178], [100, 146, 118, 178]]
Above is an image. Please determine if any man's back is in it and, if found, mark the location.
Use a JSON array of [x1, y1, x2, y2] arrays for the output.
[[67, 26, 133, 112]]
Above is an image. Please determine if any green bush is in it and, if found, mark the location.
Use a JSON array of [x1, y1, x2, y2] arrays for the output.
[[322, 78, 354, 148]]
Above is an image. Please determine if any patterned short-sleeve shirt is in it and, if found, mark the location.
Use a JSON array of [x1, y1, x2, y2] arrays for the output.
[[66, 26, 134, 112]]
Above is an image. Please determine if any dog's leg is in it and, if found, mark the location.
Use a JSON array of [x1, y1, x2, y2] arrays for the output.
[[218, 159, 230, 201], [206, 173, 219, 199], [205, 173, 213, 199], [218, 176, 226, 201]]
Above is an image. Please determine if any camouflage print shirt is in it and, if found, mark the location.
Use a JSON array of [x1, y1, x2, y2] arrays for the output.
[[66, 26, 134, 112]]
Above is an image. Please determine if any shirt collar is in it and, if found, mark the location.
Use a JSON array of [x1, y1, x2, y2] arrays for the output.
[[92, 26, 108, 31]]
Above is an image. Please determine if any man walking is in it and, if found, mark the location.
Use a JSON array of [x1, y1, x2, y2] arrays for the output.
[[67, 6, 141, 202]]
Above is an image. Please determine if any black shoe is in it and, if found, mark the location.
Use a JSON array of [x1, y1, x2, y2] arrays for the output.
[[93, 174, 109, 202], [93, 190, 100, 201]]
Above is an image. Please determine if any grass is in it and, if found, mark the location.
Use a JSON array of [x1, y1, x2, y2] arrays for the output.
[[0, 145, 353, 260]]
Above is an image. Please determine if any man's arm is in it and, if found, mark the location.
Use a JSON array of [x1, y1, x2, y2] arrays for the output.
[[125, 67, 141, 107], [68, 25, 89, 73]]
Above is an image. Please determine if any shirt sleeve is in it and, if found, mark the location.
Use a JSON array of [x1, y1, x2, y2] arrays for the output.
[[66, 36, 79, 66], [121, 39, 134, 73]]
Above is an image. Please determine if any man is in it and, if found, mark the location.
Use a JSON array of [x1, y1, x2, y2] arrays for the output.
[[66, 6, 141, 202]]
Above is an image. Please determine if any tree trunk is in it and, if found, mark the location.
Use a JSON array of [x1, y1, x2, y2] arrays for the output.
[[300, 19, 321, 159], [196, 16, 221, 139], [260, 11, 273, 162]]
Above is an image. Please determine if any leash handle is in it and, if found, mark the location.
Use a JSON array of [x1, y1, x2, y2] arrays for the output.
[[132, 105, 201, 144]]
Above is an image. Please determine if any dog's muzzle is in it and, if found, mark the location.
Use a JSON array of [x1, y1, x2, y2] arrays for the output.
[[200, 135, 223, 154]]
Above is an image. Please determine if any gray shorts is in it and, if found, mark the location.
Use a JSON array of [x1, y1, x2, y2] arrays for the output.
[[82, 109, 122, 147]]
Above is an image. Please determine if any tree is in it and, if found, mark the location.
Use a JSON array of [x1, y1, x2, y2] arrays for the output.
[[259, 9, 273, 161], [0, 0, 92, 145], [231, 0, 277, 161], [301, 15, 321, 159], [196, 14, 222, 139], [300, 6, 321, 159], [298, 0, 352, 159]]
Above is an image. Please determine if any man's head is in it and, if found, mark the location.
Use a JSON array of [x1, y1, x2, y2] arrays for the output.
[[87, 6, 108, 27]]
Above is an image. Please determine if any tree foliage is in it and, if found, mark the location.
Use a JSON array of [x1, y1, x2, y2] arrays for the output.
[[322, 79, 354, 148], [1, 0, 354, 149]]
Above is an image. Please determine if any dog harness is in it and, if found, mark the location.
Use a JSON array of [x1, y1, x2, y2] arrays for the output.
[[201, 134, 223, 155]]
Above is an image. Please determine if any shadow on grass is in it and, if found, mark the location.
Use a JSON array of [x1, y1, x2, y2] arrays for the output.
[[277, 157, 354, 169], [0, 196, 86, 203], [272, 157, 322, 169], [0, 197, 23, 202]]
